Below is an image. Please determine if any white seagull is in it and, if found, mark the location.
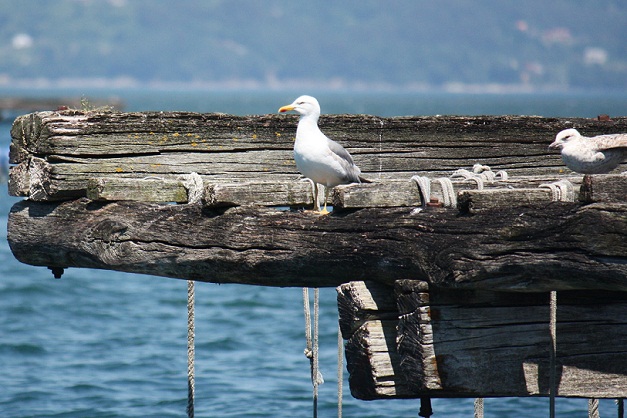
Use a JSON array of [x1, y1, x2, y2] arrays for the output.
[[279, 95, 369, 214], [549, 128, 627, 174]]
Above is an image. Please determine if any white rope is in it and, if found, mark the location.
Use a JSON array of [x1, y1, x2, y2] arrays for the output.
[[588, 398, 600, 418], [313, 288, 321, 416], [303, 288, 323, 418], [541, 183, 561, 201], [411, 175, 458, 208], [182, 172, 204, 204], [549, 290, 557, 418], [474, 398, 484, 418], [337, 322, 343, 418], [555, 180, 575, 202], [473, 163, 496, 181], [451, 168, 485, 190], [435, 177, 457, 207], [187, 280, 195, 418], [411, 175, 431, 207], [540, 180, 575, 202], [412, 165, 509, 209]]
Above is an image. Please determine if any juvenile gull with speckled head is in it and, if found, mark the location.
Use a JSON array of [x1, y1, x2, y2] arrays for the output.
[[549, 128, 627, 174]]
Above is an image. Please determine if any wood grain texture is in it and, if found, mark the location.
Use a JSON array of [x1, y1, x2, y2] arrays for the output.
[[7, 200, 627, 290], [9, 111, 627, 201], [339, 280, 627, 399]]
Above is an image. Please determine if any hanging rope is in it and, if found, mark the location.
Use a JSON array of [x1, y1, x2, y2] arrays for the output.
[[588, 398, 600, 418], [618, 398, 625, 418], [337, 322, 344, 418], [549, 290, 557, 418], [187, 280, 196, 418], [474, 398, 484, 418], [303, 288, 324, 418]]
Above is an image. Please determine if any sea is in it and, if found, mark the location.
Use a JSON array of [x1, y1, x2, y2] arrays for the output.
[[1, 88, 626, 418]]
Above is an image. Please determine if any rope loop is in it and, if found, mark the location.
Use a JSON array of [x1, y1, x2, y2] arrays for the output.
[[540, 180, 575, 202], [411, 175, 432, 207], [435, 177, 457, 207]]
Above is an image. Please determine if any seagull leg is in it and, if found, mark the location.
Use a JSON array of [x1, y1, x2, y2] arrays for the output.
[[312, 182, 320, 211], [319, 186, 330, 215]]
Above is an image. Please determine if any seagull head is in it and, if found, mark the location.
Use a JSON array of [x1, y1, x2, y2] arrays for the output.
[[278, 95, 321, 118], [549, 128, 581, 150]]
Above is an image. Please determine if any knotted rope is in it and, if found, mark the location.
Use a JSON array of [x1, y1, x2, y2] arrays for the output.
[[303, 288, 323, 418]]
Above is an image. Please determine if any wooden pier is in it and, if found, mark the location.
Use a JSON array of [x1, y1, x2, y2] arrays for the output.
[[6, 110, 627, 403]]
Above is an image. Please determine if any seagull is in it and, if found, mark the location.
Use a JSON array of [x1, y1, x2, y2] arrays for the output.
[[278, 95, 369, 214], [549, 128, 627, 174]]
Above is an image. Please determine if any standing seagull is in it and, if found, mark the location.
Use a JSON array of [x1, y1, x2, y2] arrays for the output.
[[549, 128, 627, 174], [279, 95, 369, 214]]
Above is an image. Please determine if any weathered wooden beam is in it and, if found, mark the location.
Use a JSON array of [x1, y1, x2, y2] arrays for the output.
[[87, 177, 189, 202], [333, 176, 585, 210], [579, 174, 627, 204], [9, 111, 627, 201], [458, 188, 557, 213], [395, 280, 627, 398], [85, 176, 316, 206], [337, 281, 413, 399], [338, 280, 627, 400], [204, 180, 313, 207], [8, 200, 627, 290]]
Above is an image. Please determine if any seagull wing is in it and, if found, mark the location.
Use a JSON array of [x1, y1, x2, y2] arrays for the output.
[[326, 137, 362, 183], [588, 133, 627, 151]]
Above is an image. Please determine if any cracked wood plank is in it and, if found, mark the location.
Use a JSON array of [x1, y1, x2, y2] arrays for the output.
[[9, 111, 627, 201], [7, 200, 627, 290], [338, 280, 627, 399]]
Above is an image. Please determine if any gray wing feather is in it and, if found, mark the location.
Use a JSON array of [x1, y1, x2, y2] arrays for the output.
[[327, 138, 362, 183], [588, 133, 627, 151]]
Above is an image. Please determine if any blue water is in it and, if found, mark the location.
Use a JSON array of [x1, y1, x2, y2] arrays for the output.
[[1, 90, 626, 417]]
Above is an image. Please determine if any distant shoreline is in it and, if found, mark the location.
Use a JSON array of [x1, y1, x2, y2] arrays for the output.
[[0, 77, 621, 95]]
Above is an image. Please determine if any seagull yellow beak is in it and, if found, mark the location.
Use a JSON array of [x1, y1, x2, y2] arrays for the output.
[[278, 104, 295, 113]]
